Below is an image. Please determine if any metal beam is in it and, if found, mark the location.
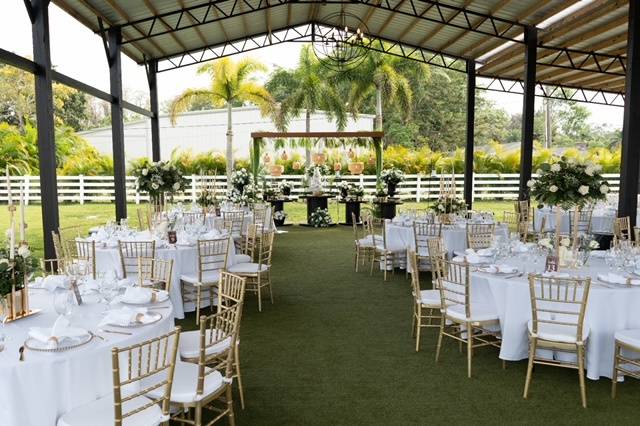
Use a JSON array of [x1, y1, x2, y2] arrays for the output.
[[464, 59, 475, 209], [147, 59, 161, 162], [0, 47, 38, 73], [519, 26, 537, 201], [107, 27, 127, 221], [30, 0, 59, 261], [618, 0, 640, 227]]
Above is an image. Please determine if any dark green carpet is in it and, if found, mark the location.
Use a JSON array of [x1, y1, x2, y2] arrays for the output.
[[177, 227, 639, 425]]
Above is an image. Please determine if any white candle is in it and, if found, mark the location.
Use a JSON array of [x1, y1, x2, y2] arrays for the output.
[[5, 166, 12, 206], [19, 182, 25, 242]]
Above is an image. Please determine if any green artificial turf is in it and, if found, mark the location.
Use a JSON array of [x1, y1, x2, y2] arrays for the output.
[[176, 226, 639, 425]]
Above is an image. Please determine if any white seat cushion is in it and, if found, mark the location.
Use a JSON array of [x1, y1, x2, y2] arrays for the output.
[[357, 235, 383, 247], [57, 394, 163, 426], [146, 361, 225, 403], [233, 254, 252, 263], [445, 303, 499, 323], [615, 329, 640, 348], [419, 289, 440, 306], [180, 270, 221, 285], [374, 243, 405, 253], [227, 262, 269, 274], [179, 329, 232, 359], [527, 320, 590, 344]]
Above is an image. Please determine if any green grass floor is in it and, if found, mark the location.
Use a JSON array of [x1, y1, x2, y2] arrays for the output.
[[176, 226, 638, 425]]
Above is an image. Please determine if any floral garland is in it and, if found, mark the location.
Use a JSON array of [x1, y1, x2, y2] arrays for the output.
[[309, 208, 333, 228], [131, 161, 188, 199], [528, 158, 609, 210], [0, 244, 38, 296], [430, 194, 466, 214]]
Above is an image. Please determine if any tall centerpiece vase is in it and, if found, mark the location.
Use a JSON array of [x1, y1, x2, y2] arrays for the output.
[[151, 193, 165, 214], [0, 266, 30, 321]]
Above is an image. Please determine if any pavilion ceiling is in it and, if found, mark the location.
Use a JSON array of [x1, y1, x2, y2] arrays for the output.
[[52, 0, 629, 96]]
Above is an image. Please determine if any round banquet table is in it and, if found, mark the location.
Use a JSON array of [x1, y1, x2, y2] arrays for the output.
[[0, 289, 174, 426], [534, 207, 616, 234], [94, 236, 236, 319], [470, 255, 640, 380]]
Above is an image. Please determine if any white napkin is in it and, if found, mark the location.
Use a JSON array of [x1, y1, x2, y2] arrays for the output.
[[479, 264, 518, 274], [597, 273, 640, 285], [42, 275, 70, 292], [99, 307, 150, 327], [453, 254, 482, 264], [121, 287, 168, 304], [28, 316, 88, 349], [464, 248, 494, 257], [541, 272, 571, 278]]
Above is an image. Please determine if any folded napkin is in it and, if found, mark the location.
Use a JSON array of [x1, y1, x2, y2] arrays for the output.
[[28, 316, 88, 349], [453, 254, 482, 264], [121, 287, 168, 304], [99, 307, 151, 327], [479, 264, 518, 274], [41, 275, 70, 292], [541, 272, 571, 278], [200, 230, 222, 240], [464, 248, 494, 257], [597, 273, 640, 285]]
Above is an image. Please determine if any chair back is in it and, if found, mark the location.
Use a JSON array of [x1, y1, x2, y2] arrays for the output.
[[252, 203, 270, 232], [351, 212, 362, 241], [408, 251, 422, 305], [614, 216, 631, 242], [242, 223, 261, 261], [118, 241, 157, 278], [527, 275, 591, 344], [515, 199, 530, 215], [196, 302, 243, 396], [196, 237, 230, 280], [137, 258, 174, 292], [182, 212, 206, 226], [222, 210, 245, 238], [66, 240, 97, 279], [218, 271, 247, 308], [137, 207, 151, 231], [569, 209, 593, 238], [435, 258, 471, 317], [112, 327, 180, 425], [414, 221, 442, 257], [427, 237, 446, 275], [257, 230, 276, 266], [466, 223, 495, 250], [502, 211, 520, 231]]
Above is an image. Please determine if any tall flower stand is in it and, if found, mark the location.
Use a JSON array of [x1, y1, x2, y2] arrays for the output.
[[339, 200, 363, 226], [303, 195, 332, 225], [374, 199, 403, 220]]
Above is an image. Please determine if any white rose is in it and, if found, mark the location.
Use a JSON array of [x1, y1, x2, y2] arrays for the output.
[[594, 164, 603, 172], [567, 158, 575, 164], [526, 179, 534, 188], [589, 240, 599, 249], [549, 185, 558, 193], [561, 238, 571, 247], [438, 205, 445, 211], [141, 168, 148, 176], [600, 185, 609, 194], [17, 245, 31, 258], [151, 183, 159, 190], [578, 185, 589, 195], [585, 166, 594, 176], [550, 164, 561, 172], [173, 182, 181, 190], [536, 169, 542, 175]]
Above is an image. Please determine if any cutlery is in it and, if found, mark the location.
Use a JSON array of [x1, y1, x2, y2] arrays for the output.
[[18, 346, 25, 361], [98, 329, 133, 336], [90, 331, 105, 341], [502, 272, 524, 279]]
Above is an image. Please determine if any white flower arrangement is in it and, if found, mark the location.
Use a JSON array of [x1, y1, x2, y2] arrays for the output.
[[309, 208, 333, 228], [132, 160, 187, 199], [430, 194, 466, 215], [273, 210, 288, 221]]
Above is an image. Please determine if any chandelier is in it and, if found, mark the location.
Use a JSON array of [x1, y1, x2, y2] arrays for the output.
[[313, 11, 370, 72]]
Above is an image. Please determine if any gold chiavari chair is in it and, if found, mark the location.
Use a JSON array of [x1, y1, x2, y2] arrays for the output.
[[611, 328, 640, 398], [370, 218, 405, 281], [228, 230, 275, 312], [41, 258, 65, 275], [409, 250, 441, 352], [137, 206, 152, 230], [613, 216, 631, 244], [568, 209, 593, 240], [182, 211, 206, 226], [58, 327, 181, 426], [427, 237, 447, 270], [252, 203, 270, 232], [138, 257, 174, 292], [58, 226, 82, 258], [118, 240, 157, 279], [65, 239, 97, 279], [515, 199, 530, 216], [352, 212, 377, 272], [434, 258, 502, 378], [222, 210, 245, 239], [466, 223, 495, 250], [502, 211, 520, 231], [51, 231, 65, 260], [413, 221, 442, 274], [157, 302, 242, 425], [524, 274, 591, 408], [180, 237, 230, 324]]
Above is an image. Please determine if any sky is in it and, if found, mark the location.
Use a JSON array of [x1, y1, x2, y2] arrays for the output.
[[0, 0, 624, 130]]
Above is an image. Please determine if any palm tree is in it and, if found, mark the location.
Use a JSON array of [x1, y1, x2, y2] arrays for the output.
[[280, 45, 348, 165], [169, 57, 275, 184]]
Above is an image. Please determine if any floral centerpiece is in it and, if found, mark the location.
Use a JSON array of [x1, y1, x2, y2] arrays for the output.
[[305, 164, 330, 177], [309, 208, 333, 228], [262, 183, 280, 201], [279, 181, 292, 196], [273, 210, 288, 226], [380, 168, 405, 197], [336, 181, 351, 199], [197, 188, 217, 208], [0, 243, 38, 319], [132, 161, 188, 208], [348, 184, 365, 201], [227, 169, 257, 206], [431, 195, 466, 216]]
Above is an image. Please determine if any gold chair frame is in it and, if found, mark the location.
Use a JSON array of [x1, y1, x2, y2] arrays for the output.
[[613, 216, 631, 244], [234, 231, 275, 312], [466, 223, 496, 250], [66, 239, 97, 279], [409, 249, 442, 352], [352, 212, 374, 273], [611, 333, 640, 399], [413, 221, 442, 274], [118, 240, 157, 279], [138, 257, 174, 292]]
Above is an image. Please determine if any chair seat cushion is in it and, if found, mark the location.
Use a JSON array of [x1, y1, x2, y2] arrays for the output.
[[374, 243, 405, 253], [180, 270, 220, 285], [527, 320, 590, 344], [419, 289, 440, 306], [615, 329, 640, 347], [357, 235, 383, 247], [146, 361, 225, 403], [233, 254, 252, 263], [445, 303, 499, 323], [227, 262, 269, 274], [179, 329, 232, 359], [57, 394, 163, 426]]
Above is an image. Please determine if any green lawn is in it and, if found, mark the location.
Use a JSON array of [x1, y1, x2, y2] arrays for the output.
[[2, 200, 512, 257]]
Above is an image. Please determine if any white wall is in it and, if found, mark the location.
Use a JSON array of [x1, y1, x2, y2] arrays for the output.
[[79, 106, 375, 162]]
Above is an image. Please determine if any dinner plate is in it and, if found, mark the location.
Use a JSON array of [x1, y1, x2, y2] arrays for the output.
[[25, 332, 93, 352], [107, 311, 163, 328]]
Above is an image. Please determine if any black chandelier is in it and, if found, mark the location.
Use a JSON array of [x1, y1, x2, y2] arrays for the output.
[[313, 11, 370, 72]]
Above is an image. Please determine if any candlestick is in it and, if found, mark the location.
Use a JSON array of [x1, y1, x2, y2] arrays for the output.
[[19, 182, 26, 242]]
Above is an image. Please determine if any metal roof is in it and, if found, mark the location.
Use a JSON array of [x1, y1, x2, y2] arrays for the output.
[[52, 0, 629, 97]]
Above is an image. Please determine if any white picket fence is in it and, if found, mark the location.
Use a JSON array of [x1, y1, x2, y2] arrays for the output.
[[0, 173, 622, 204]]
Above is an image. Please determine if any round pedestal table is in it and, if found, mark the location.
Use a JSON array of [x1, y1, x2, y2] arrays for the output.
[[0, 290, 174, 426]]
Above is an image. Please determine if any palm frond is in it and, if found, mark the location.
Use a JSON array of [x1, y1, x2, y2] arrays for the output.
[[168, 88, 214, 126]]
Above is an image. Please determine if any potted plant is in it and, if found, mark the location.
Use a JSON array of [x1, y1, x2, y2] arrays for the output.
[[348, 162, 364, 175], [279, 181, 292, 196], [309, 207, 333, 228], [273, 210, 288, 226], [270, 164, 284, 176], [337, 181, 350, 200], [374, 182, 388, 201], [312, 152, 327, 165], [380, 168, 405, 198], [262, 183, 279, 202], [347, 184, 365, 201]]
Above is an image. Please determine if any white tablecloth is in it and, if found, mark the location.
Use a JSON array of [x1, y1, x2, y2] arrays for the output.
[[534, 208, 617, 234], [0, 290, 174, 426], [94, 237, 236, 319], [470, 256, 640, 379]]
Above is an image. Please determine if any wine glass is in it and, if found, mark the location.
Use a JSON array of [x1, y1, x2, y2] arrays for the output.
[[53, 290, 74, 316]]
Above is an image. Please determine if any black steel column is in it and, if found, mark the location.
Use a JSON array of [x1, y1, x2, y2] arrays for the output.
[[464, 59, 475, 208], [31, 0, 59, 261], [147, 59, 161, 162], [108, 27, 127, 220], [519, 25, 537, 201], [618, 0, 640, 227]]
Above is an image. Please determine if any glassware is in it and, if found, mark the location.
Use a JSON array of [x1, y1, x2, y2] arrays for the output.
[[53, 289, 74, 316]]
